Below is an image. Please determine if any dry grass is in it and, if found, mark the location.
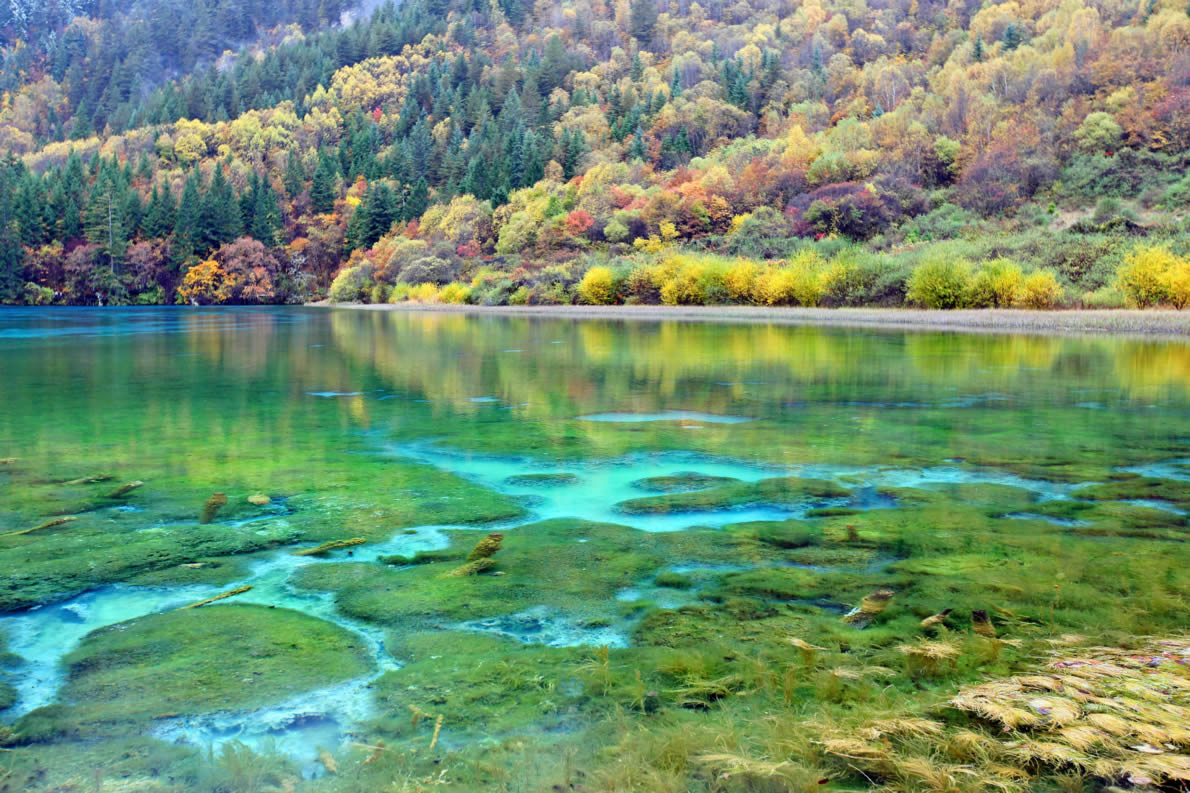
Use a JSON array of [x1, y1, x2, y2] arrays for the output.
[[950, 637, 1190, 785], [325, 304, 1190, 338]]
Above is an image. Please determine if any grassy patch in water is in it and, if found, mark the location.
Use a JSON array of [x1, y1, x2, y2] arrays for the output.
[[630, 473, 741, 492], [0, 521, 300, 611], [503, 473, 579, 486], [12, 604, 373, 744], [1075, 475, 1190, 504], [614, 477, 850, 514]]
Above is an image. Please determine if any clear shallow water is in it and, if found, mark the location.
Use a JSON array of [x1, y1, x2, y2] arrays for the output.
[[1, 307, 1189, 780]]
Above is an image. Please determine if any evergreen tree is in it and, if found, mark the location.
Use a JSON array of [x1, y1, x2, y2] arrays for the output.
[[310, 155, 337, 214], [283, 152, 306, 199], [142, 184, 177, 240], [173, 170, 204, 259], [629, 0, 658, 44]]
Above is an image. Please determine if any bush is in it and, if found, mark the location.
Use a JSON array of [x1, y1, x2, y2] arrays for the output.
[[578, 266, 617, 305], [1117, 245, 1176, 307], [724, 259, 758, 302], [1081, 285, 1126, 309], [906, 257, 973, 308], [786, 251, 829, 306], [659, 257, 727, 305], [752, 266, 797, 305], [1017, 270, 1064, 309], [388, 283, 412, 303], [327, 264, 373, 303], [438, 282, 472, 304], [407, 282, 440, 303], [1166, 261, 1190, 310], [966, 258, 1023, 307]]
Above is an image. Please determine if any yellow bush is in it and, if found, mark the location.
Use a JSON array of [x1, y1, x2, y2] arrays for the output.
[[633, 235, 667, 254], [1017, 270, 1064, 309], [1165, 261, 1190, 310], [438, 282, 472, 304], [408, 282, 440, 303], [752, 265, 797, 305], [967, 258, 1023, 307], [786, 251, 829, 307], [388, 283, 412, 303], [660, 260, 708, 305], [578, 266, 617, 305], [724, 259, 758, 302], [1117, 245, 1176, 308]]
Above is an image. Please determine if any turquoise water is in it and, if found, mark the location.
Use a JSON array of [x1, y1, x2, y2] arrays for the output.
[[1, 307, 1189, 788]]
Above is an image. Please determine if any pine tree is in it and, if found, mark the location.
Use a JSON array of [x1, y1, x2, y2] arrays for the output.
[[310, 155, 337, 214], [142, 184, 177, 240], [629, 0, 658, 45], [173, 170, 204, 259], [283, 152, 306, 199]]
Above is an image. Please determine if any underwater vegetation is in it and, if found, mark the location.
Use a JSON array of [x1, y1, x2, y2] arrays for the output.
[[1, 309, 1190, 792]]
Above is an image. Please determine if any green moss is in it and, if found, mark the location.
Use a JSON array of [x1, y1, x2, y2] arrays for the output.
[[294, 520, 670, 628], [379, 549, 462, 566], [1075, 477, 1190, 504], [723, 519, 823, 549], [503, 473, 579, 486], [0, 521, 300, 611], [922, 483, 1040, 515], [654, 572, 694, 589], [614, 478, 850, 514], [631, 473, 740, 493], [12, 604, 374, 742]]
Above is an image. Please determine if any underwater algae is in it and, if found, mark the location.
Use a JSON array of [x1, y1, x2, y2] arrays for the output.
[[1, 308, 1189, 793]]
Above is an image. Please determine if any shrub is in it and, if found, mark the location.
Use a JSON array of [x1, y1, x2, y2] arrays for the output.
[[1166, 261, 1190, 310], [906, 257, 973, 308], [369, 283, 392, 304], [724, 259, 758, 302], [786, 251, 830, 306], [966, 258, 1023, 307], [659, 256, 726, 305], [408, 282, 440, 303], [327, 264, 373, 303], [1081, 285, 1126, 309], [603, 219, 630, 243], [624, 263, 663, 303], [388, 283, 412, 303], [438, 282, 472, 304], [752, 266, 797, 305], [578, 266, 617, 305], [1117, 245, 1176, 307], [1017, 270, 1064, 309], [824, 251, 898, 306]]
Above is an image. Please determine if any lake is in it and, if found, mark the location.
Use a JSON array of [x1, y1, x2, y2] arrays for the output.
[[1, 307, 1187, 790]]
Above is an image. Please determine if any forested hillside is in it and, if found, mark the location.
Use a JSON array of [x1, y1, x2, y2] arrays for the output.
[[1, 0, 1189, 306]]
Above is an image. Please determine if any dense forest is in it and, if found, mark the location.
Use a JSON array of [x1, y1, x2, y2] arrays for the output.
[[1, 0, 1189, 306]]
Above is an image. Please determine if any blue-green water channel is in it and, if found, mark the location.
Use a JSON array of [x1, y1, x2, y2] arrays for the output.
[[0, 307, 1187, 790]]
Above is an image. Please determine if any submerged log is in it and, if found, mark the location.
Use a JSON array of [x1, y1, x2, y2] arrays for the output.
[[63, 474, 113, 485], [292, 538, 366, 556], [199, 492, 227, 524], [104, 480, 144, 498], [4, 516, 79, 537], [842, 589, 895, 628], [920, 608, 953, 631], [178, 585, 253, 610]]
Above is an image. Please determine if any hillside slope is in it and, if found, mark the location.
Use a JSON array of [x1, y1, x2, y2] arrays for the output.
[[1, 0, 1189, 305]]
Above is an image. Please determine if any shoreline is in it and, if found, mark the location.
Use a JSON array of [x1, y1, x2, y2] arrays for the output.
[[314, 303, 1190, 338]]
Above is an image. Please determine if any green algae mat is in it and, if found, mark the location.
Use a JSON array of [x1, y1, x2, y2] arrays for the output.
[[0, 307, 1188, 793]]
